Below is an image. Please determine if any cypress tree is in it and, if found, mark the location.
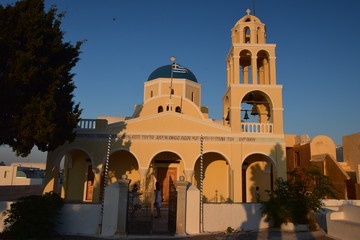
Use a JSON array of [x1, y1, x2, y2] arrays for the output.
[[0, 0, 83, 156]]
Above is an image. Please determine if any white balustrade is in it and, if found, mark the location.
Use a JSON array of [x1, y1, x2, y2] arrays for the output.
[[241, 122, 273, 133], [77, 119, 97, 129]]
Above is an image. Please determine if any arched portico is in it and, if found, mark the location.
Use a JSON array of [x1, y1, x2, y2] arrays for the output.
[[149, 151, 185, 204], [51, 149, 93, 202], [194, 152, 230, 203], [242, 153, 274, 202]]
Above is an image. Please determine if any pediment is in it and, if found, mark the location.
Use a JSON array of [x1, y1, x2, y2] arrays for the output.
[[121, 112, 229, 133]]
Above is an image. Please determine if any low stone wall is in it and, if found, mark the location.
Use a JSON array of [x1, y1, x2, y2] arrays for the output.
[[316, 199, 360, 231], [203, 203, 269, 232], [56, 204, 101, 235], [0, 202, 101, 235], [327, 205, 360, 240]]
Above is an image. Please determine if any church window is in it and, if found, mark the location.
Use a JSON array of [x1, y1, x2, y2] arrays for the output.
[[150, 91, 153, 97], [158, 106, 163, 113], [175, 106, 181, 113], [191, 92, 194, 102]]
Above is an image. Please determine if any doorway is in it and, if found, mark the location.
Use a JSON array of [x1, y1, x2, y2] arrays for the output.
[[156, 167, 177, 204]]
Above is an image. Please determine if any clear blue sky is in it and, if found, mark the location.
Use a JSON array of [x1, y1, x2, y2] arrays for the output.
[[1, 0, 360, 163]]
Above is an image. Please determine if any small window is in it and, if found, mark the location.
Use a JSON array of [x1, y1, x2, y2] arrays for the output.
[[191, 92, 194, 102], [150, 91, 153, 97], [4, 171, 8, 178], [171, 89, 174, 95], [175, 106, 181, 113], [158, 106, 163, 113]]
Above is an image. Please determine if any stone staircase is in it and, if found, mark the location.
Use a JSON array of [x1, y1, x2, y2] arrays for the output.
[[127, 208, 169, 234], [152, 209, 169, 233], [338, 162, 357, 181]]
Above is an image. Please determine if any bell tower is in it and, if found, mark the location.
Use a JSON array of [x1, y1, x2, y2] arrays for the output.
[[223, 9, 283, 134]]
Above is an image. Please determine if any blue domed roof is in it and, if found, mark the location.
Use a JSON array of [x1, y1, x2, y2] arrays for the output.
[[147, 64, 198, 82]]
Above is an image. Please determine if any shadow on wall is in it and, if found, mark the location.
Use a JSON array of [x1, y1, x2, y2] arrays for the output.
[[97, 122, 133, 201], [240, 143, 285, 238]]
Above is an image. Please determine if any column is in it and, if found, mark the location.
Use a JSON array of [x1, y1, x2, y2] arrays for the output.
[[243, 66, 248, 84], [176, 180, 189, 235], [230, 107, 241, 132], [251, 27, 257, 44], [233, 55, 240, 84], [239, 28, 244, 44], [269, 56, 276, 84], [251, 55, 257, 84], [226, 64, 230, 86], [138, 167, 148, 191], [184, 169, 194, 183]]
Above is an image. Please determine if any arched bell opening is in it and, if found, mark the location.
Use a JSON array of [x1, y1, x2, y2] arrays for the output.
[[239, 50, 252, 84], [243, 26, 251, 43], [241, 91, 272, 123], [257, 50, 270, 84], [241, 91, 273, 133], [223, 96, 230, 126], [242, 154, 274, 203]]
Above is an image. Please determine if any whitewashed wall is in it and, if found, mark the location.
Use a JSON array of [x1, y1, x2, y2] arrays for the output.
[[0, 202, 101, 235], [204, 200, 360, 233], [56, 204, 101, 235], [2, 199, 360, 236], [203, 203, 270, 232]]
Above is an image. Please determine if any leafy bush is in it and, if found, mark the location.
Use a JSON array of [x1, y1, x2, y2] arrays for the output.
[[261, 166, 337, 228], [3, 191, 64, 240]]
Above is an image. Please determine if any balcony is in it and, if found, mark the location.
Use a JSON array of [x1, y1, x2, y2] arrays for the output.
[[241, 122, 273, 133]]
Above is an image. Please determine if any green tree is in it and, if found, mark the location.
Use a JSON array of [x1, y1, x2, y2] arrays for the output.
[[0, 0, 82, 157], [261, 166, 337, 228]]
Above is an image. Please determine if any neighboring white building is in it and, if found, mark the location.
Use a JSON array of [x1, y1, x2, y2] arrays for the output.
[[0, 162, 45, 186]]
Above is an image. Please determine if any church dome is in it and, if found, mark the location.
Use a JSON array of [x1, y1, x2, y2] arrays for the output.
[[147, 64, 198, 82]]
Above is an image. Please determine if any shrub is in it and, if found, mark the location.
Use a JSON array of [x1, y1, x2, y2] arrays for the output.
[[3, 191, 64, 240], [261, 166, 337, 228]]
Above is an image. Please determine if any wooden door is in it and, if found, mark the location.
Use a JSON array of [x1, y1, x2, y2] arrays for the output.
[[85, 165, 94, 201], [157, 167, 177, 203]]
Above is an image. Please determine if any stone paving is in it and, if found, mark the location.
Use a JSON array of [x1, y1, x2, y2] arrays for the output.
[[50, 229, 334, 240]]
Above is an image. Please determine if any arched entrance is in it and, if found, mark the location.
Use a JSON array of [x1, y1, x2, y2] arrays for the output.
[[106, 150, 140, 186], [242, 153, 274, 202], [148, 151, 184, 234], [54, 149, 92, 202], [194, 152, 229, 203], [101, 149, 140, 202], [150, 151, 184, 206]]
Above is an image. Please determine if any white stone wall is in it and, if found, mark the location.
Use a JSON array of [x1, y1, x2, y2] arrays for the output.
[[203, 203, 269, 232], [56, 204, 101, 235]]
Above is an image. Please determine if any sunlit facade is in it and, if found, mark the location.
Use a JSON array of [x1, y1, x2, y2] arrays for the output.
[[43, 10, 287, 203]]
